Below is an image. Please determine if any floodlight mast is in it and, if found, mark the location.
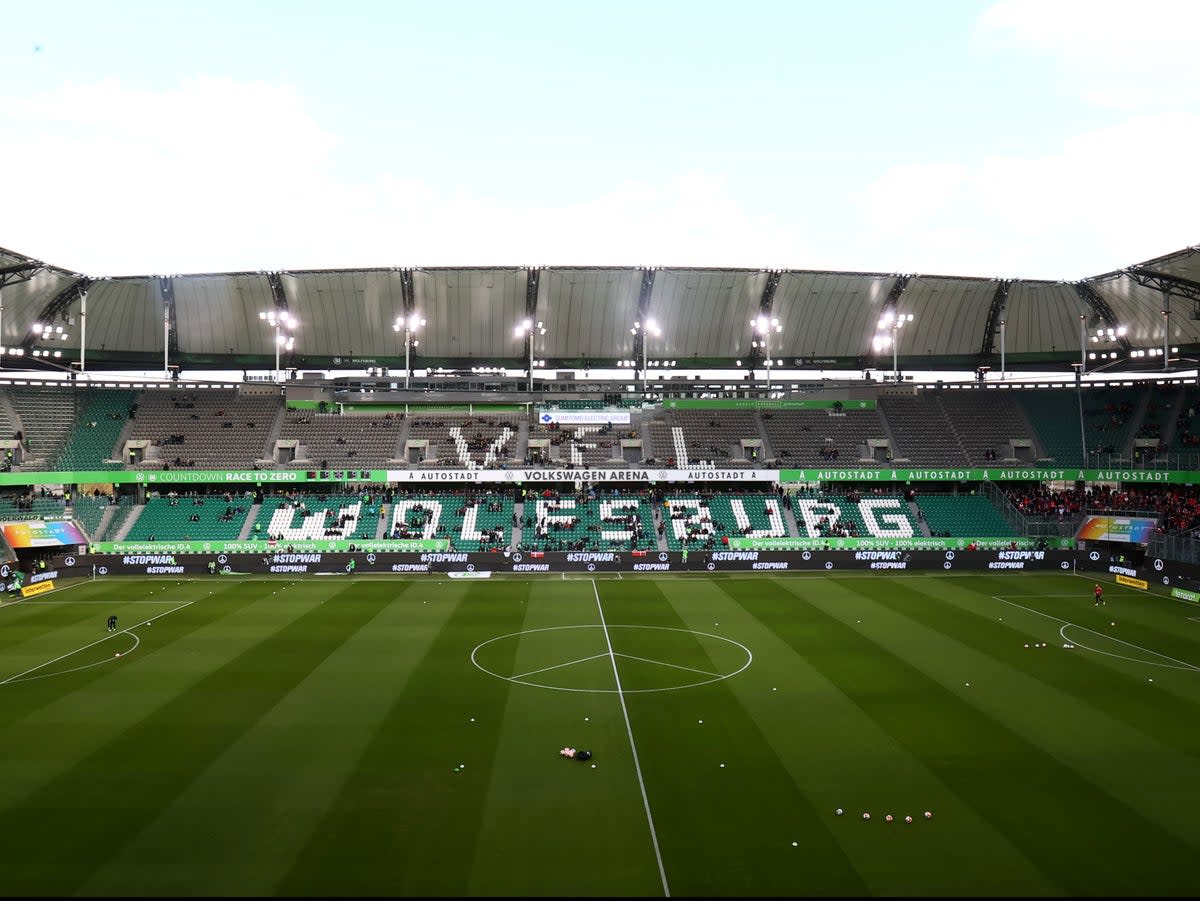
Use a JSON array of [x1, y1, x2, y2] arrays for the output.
[[514, 319, 545, 392], [163, 308, 170, 379], [633, 318, 662, 395], [394, 313, 425, 390], [259, 310, 296, 383], [751, 316, 782, 394]]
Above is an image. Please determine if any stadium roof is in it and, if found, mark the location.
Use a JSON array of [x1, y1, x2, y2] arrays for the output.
[[2, 244, 1200, 373]]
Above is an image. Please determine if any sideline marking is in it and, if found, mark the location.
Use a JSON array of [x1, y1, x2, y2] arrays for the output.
[[991, 595, 1200, 672], [592, 578, 670, 898], [0, 600, 194, 686]]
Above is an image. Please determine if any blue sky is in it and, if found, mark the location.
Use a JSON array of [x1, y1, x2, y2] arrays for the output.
[[2, 0, 1197, 279]]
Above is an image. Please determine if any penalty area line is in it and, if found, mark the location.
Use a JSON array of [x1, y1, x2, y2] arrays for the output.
[[0, 600, 194, 686]]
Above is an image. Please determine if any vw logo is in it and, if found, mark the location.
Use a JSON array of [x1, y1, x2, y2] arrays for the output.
[[943, 562, 952, 570], [98, 566, 108, 575], [1089, 551, 1100, 562], [218, 554, 228, 564], [135, 472, 145, 481], [366, 553, 377, 564], [801, 550, 811, 561], [512, 553, 523, 563], [658, 552, 668, 562], [706, 562, 715, 571], [945, 551, 955, 561], [0, 564, 9, 578], [467, 563, 475, 572], [1153, 558, 1164, 571], [64, 556, 75, 567], [1163, 576, 1170, 585], [587, 563, 596, 572], [222, 565, 232, 574], [1060, 561, 1070, 570], [824, 561, 833, 570]]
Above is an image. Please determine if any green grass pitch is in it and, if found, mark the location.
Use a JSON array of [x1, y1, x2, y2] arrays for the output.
[[2, 571, 1200, 897]]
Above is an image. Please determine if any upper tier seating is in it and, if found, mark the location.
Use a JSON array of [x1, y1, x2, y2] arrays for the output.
[[279, 412, 403, 469], [526, 422, 628, 467], [934, 391, 1031, 464], [1015, 387, 1143, 467], [760, 408, 885, 465], [671, 410, 763, 465], [56, 389, 136, 471], [878, 395, 970, 467], [405, 414, 521, 468], [125, 390, 281, 469], [10, 388, 77, 471]]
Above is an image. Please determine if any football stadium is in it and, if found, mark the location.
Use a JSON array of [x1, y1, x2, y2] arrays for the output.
[[2, 239, 1200, 896]]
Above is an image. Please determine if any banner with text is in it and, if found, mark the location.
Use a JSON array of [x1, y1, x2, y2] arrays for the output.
[[537, 409, 631, 425], [89, 538, 448, 555]]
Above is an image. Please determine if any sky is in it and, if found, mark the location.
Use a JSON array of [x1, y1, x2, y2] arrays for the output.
[[2, 0, 1198, 281]]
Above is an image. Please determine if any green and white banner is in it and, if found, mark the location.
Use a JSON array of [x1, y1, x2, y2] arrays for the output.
[[0, 465, 1195, 487], [89, 538, 448, 554], [727, 536, 1075, 551], [666, 398, 876, 410]]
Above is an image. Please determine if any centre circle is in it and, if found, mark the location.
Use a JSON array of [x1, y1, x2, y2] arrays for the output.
[[470, 624, 753, 693]]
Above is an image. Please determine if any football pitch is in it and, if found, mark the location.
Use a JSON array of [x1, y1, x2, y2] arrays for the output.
[[2, 571, 1200, 897]]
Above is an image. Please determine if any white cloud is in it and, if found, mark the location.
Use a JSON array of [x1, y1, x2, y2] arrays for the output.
[[850, 113, 1200, 279], [0, 78, 813, 275], [979, 0, 1200, 109]]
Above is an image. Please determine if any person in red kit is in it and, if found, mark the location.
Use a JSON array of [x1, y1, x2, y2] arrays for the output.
[[1094, 583, 1105, 606]]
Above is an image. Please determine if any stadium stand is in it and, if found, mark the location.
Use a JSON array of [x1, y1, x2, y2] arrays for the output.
[[518, 491, 654, 551], [661, 492, 788, 549], [124, 494, 251, 542], [55, 389, 135, 471], [278, 411, 404, 469], [915, 494, 1017, 538], [670, 409, 764, 465], [10, 387, 78, 471], [526, 421, 631, 467], [387, 492, 512, 550], [790, 491, 920, 539], [877, 395, 970, 466], [253, 492, 383, 542], [403, 413, 521, 468], [759, 407, 885, 465], [124, 390, 281, 469]]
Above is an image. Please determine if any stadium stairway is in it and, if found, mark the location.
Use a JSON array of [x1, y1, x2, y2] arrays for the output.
[[0, 391, 21, 441], [1158, 387, 1186, 448], [88, 501, 117, 540], [388, 419, 411, 465], [780, 501, 802, 539], [512, 501, 524, 547], [375, 505, 389, 539], [909, 498, 932, 536], [753, 413, 776, 462], [113, 504, 143, 541], [237, 504, 262, 540]]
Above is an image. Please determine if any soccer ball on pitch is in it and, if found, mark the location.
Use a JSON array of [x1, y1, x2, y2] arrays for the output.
[[862, 813, 870, 820], [885, 814, 894, 822], [924, 811, 933, 819], [835, 808, 843, 816], [905, 815, 913, 823]]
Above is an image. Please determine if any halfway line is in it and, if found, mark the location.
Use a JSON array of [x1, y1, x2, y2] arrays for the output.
[[592, 578, 670, 897]]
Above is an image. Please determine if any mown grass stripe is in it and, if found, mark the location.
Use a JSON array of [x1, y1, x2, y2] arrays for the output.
[[77, 579, 461, 897], [0, 579, 398, 896], [771, 575, 1200, 896], [598, 576, 872, 898], [276, 579, 531, 897]]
